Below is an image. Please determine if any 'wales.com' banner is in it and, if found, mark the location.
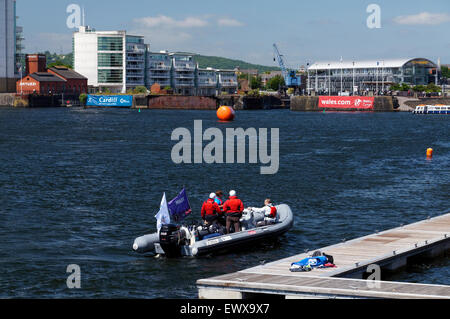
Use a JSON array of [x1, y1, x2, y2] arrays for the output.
[[319, 96, 374, 109], [86, 95, 133, 108]]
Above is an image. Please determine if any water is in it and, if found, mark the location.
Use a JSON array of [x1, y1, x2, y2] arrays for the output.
[[0, 107, 448, 298]]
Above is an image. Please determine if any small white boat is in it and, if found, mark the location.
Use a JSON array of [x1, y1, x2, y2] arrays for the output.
[[413, 104, 450, 114]]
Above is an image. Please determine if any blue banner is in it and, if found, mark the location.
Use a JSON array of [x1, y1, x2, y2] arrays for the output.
[[167, 189, 192, 223], [86, 95, 133, 107]]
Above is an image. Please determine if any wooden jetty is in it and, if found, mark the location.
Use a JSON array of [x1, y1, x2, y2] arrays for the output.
[[197, 213, 450, 299]]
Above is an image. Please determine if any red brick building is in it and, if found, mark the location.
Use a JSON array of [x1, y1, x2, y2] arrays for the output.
[[17, 73, 66, 95], [16, 55, 87, 95], [48, 66, 88, 94]]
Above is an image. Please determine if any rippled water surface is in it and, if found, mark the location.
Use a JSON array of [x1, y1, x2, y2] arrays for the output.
[[0, 108, 448, 298]]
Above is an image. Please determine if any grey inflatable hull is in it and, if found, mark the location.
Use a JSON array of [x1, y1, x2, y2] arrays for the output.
[[133, 232, 160, 254], [133, 204, 294, 256]]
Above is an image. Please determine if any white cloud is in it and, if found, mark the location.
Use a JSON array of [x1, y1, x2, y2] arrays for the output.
[[393, 12, 450, 25], [134, 15, 208, 28], [217, 18, 244, 27]]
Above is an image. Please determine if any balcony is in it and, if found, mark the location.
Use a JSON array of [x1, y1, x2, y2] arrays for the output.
[[148, 73, 171, 79], [127, 62, 144, 68], [148, 64, 171, 71], [198, 80, 217, 87], [127, 48, 146, 54], [127, 57, 145, 63], [174, 74, 194, 79], [173, 63, 195, 71], [220, 83, 238, 88], [174, 80, 194, 87]]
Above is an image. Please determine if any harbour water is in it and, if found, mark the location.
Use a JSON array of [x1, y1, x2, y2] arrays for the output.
[[0, 107, 448, 298]]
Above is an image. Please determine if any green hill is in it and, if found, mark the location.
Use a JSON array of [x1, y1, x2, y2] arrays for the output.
[[193, 54, 280, 73], [34, 52, 279, 73]]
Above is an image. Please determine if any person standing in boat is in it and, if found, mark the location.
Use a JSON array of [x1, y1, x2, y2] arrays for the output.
[[201, 193, 222, 226], [248, 198, 278, 226], [214, 190, 226, 226], [223, 190, 244, 234], [214, 190, 225, 210]]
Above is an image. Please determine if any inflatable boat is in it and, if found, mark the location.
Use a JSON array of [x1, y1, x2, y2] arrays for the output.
[[133, 204, 294, 257]]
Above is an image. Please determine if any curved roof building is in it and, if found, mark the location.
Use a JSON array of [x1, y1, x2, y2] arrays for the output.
[[307, 58, 437, 94]]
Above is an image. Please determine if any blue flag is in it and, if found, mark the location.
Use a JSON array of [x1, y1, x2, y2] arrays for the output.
[[167, 189, 192, 223]]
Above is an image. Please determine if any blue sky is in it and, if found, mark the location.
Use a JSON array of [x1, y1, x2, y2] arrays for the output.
[[17, 0, 450, 67]]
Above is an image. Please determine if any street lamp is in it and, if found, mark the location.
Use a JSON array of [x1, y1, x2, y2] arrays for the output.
[[306, 62, 310, 95], [352, 61, 355, 96], [328, 63, 331, 95], [17, 62, 23, 97], [340, 57, 343, 95]]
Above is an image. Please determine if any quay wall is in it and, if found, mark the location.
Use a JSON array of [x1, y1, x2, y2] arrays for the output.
[[134, 94, 285, 110], [291, 96, 397, 112], [0, 93, 81, 107], [0, 93, 21, 107]]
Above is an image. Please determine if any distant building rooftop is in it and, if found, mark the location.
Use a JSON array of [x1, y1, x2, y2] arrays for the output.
[[309, 58, 436, 70], [49, 67, 87, 80], [30, 73, 65, 82]]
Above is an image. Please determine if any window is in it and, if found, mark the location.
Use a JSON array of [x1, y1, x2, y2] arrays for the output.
[[126, 36, 144, 44], [98, 37, 123, 51], [98, 69, 123, 83], [98, 53, 123, 67]]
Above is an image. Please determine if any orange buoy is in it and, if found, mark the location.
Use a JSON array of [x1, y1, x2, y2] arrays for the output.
[[217, 106, 235, 122], [427, 148, 433, 159]]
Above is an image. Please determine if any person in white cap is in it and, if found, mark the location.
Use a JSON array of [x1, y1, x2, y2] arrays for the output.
[[248, 198, 278, 226], [201, 192, 222, 226], [223, 190, 244, 233]]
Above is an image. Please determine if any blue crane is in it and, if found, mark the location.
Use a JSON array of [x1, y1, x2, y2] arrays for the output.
[[273, 43, 301, 88]]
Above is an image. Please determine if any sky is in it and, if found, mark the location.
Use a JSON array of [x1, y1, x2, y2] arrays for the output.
[[16, 0, 450, 68]]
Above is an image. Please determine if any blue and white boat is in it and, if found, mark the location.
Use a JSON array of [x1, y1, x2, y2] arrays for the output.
[[413, 104, 450, 114]]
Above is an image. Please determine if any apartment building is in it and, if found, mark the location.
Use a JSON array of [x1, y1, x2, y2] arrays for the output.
[[196, 67, 217, 96], [170, 53, 196, 95], [147, 51, 171, 89], [73, 26, 238, 95], [125, 35, 147, 91], [217, 69, 238, 94]]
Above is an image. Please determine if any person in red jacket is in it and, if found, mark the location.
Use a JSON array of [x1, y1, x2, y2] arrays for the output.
[[223, 190, 244, 234], [201, 193, 222, 226]]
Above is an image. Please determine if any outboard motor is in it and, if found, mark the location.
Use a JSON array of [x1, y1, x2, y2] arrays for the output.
[[159, 224, 187, 257]]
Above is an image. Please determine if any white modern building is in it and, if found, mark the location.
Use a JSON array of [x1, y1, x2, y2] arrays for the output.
[[307, 58, 437, 95], [73, 26, 238, 95], [73, 26, 148, 93], [1, 0, 24, 92]]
